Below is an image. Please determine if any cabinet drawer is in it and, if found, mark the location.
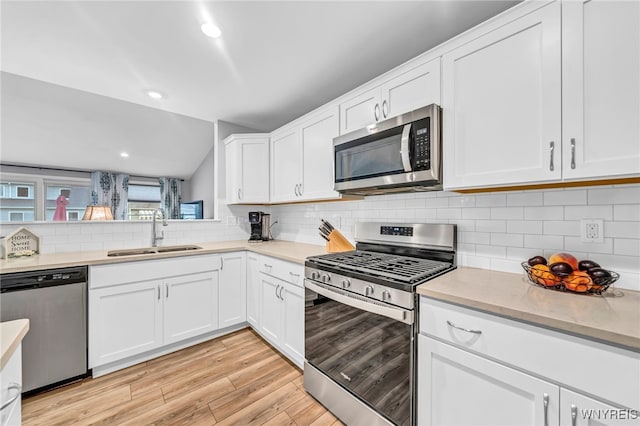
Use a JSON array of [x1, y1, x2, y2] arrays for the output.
[[90, 254, 221, 288], [419, 297, 640, 409], [259, 256, 303, 287]]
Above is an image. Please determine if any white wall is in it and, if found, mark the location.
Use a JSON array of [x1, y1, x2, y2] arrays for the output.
[[269, 184, 640, 292]]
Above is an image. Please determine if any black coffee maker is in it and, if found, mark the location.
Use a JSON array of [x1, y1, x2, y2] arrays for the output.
[[249, 211, 271, 242]]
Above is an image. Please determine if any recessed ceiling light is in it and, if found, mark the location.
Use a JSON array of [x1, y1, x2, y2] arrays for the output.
[[201, 23, 222, 38], [146, 90, 165, 99], [120, 152, 129, 158]]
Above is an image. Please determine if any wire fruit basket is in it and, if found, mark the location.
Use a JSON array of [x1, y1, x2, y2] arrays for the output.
[[521, 262, 619, 295]]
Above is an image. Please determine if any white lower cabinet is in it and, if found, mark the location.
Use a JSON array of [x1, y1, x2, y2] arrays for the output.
[[89, 255, 222, 369], [255, 256, 305, 368], [419, 335, 559, 426], [418, 297, 639, 426], [90, 280, 164, 366], [246, 253, 260, 327], [0, 344, 22, 426], [164, 271, 219, 344], [218, 252, 246, 328]]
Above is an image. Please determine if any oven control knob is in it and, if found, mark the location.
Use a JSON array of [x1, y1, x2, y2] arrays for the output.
[[382, 290, 391, 301], [321, 273, 331, 283], [365, 285, 374, 296], [341, 279, 351, 289], [311, 271, 319, 280]]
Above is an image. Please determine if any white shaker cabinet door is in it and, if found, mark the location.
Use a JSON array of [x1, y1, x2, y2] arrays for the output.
[[562, 0, 640, 180], [339, 87, 381, 135], [270, 128, 301, 203], [281, 281, 304, 368], [89, 280, 163, 367], [163, 271, 219, 345], [239, 137, 269, 202], [418, 335, 560, 426], [259, 275, 283, 344], [299, 106, 340, 201], [381, 57, 441, 119], [560, 388, 632, 426], [442, 2, 562, 189], [218, 252, 246, 328]]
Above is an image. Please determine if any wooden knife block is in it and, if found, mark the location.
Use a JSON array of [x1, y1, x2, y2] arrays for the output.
[[326, 229, 355, 253]]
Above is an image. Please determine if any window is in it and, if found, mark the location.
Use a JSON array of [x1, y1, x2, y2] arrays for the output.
[[16, 186, 31, 198], [9, 212, 24, 221], [0, 181, 36, 222], [45, 183, 91, 221], [128, 184, 161, 220]]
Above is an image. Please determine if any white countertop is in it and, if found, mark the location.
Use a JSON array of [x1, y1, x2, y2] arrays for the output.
[[417, 267, 640, 351], [0, 240, 327, 274], [0, 319, 29, 369]]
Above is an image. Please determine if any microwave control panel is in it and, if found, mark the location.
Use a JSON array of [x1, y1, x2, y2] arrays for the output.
[[412, 117, 431, 171]]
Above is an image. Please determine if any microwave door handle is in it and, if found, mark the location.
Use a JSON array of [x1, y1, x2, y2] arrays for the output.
[[400, 123, 412, 172]]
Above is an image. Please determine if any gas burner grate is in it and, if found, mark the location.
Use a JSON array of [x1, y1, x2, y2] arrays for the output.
[[310, 251, 451, 283]]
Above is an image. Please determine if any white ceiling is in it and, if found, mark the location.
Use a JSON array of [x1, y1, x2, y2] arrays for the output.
[[0, 0, 519, 178]]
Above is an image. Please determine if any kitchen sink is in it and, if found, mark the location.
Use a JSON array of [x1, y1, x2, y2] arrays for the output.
[[107, 245, 202, 257]]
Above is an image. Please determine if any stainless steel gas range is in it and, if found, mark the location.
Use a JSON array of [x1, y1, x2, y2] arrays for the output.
[[304, 222, 456, 426]]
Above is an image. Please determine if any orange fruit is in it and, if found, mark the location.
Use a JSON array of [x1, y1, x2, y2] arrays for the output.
[[530, 264, 562, 287], [563, 271, 592, 292]]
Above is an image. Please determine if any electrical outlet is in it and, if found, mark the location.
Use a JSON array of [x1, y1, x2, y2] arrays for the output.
[[580, 219, 604, 243]]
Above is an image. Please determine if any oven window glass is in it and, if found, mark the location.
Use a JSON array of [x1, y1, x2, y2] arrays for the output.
[[335, 130, 405, 182], [305, 292, 412, 426]]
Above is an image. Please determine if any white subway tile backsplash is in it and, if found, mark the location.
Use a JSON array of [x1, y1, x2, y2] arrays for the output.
[[459, 231, 491, 245], [476, 220, 506, 233], [565, 205, 613, 221], [506, 220, 543, 234], [506, 247, 541, 261], [605, 222, 640, 239], [461, 208, 491, 220], [448, 195, 475, 208], [564, 237, 614, 255], [614, 205, 640, 221], [543, 189, 587, 206], [524, 206, 564, 221], [506, 191, 543, 206], [491, 207, 524, 220], [524, 234, 564, 251], [614, 239, 640, 257], [491, 233, 524, 247], [588, 186, 640, 205], [436, 208, 462, 220], [543, 220, 580, 236], [459, 254, 492, 269], [476, 244, 506, 258], [475, 193, 506, 207], [490, 258, 524, 274]]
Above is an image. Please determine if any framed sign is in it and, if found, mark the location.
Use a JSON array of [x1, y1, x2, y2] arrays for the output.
[[3, 227, 40, 258]]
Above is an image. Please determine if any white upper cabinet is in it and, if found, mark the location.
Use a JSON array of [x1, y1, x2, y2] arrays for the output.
[[340, 57, 441, 135], [225, 134, 270, 204], [270, 127, 301, 203], [299, 105, 340, 201], [442, 2, 562, 189], [562, 0, 640, 180], [271, 105, 341, 203]]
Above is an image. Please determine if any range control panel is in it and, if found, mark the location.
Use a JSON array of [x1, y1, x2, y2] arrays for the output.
[[380, 226, 414, 237]]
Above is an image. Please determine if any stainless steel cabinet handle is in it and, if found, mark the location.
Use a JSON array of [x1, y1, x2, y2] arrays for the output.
[[220, 258, 224, 270], [0, 383, 21, 411], [237, 188, 241, 200], [382, 100, 388, 118], [374, 103, 380, 121], [299, 184, 303, 196], [571, 138, 576, 169], [543, 393, 549, 426], [571, 404, 577, 426], [264, 263, 272, 269], [294, 184, 300, 196], [157, 285, 160, 300], [278, 285, 284, 300], [165, 283, 169, 298], [549, 141, 555, 171], [275, 284, 279, 299], [446, 320, 482, 335]]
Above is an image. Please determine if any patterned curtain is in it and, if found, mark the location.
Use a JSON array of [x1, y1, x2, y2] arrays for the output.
[[159, 177, 181, 219], [90, 171, 129, 220]]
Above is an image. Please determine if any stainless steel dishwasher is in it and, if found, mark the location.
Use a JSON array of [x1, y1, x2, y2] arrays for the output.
[[0, 266, 89, 394]]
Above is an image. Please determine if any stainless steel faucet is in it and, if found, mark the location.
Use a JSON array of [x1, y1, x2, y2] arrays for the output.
[[151, 208, 168, 247]]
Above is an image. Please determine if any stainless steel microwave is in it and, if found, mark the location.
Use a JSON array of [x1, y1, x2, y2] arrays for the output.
[[333, 104, 442, 195]]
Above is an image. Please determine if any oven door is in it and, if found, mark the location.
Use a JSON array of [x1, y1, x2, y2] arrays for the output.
[[304, 280, 415, 426]]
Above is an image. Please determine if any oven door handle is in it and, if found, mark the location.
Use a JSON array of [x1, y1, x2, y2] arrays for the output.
[[400, 123, 412, 172], [305, 280, 414, 325]]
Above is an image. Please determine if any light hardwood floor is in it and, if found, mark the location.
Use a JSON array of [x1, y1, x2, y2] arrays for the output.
[[22, 328, 344, 426]]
